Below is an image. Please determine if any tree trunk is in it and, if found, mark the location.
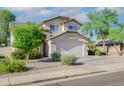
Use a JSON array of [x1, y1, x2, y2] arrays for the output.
[[25, 53, 29, 64], [103, 39, 106, 53]]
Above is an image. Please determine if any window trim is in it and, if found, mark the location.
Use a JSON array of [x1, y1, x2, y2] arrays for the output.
[[50, 25, 59, 31], [68, 25, 77, 31]]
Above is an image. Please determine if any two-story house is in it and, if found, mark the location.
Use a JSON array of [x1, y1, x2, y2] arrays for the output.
[[39, 16, 88, 57]]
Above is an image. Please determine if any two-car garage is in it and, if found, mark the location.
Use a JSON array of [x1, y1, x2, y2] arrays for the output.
[[48, 31, 88, 58], [55, 40, 84, 57]]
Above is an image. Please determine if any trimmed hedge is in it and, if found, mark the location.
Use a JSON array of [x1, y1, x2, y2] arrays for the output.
[[12, 50, 41, 60], [61, 55, 77, 65], [51, 52, 61, 62], [0, 59, 26, 73]]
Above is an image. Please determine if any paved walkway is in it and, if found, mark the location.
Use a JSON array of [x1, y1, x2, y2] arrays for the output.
[[0, 56, 124, 85]]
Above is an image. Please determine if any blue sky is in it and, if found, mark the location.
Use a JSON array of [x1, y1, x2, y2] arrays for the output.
[[0, 7, 124, 24]]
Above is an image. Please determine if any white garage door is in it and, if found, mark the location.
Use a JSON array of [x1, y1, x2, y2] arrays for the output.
[[55, 40, 84, 57]]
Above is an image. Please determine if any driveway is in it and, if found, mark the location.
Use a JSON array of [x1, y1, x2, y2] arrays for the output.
[[78, 56, 124, 65]]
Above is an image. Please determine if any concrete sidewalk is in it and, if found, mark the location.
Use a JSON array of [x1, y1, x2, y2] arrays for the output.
[[0, 67, 104, 86], [0, 56, 124, 86]]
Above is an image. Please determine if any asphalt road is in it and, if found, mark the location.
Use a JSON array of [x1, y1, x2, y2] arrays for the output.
[[45, 71, 124, 86]]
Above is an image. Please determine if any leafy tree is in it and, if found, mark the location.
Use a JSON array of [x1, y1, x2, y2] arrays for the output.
[[109, 28, 124, 42], [83, 8, 118, 53], [12, 23, 44, 63], [0, 10, 16, 46], [108, 26, 124, 55]]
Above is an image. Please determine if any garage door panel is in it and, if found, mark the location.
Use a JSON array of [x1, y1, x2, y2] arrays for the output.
[[55, 40, 83, 57]]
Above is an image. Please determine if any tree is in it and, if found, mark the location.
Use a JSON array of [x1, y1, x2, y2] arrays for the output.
[[108, 26, 124, 55], [83, 8, 118, 53], [0, 10, 16, 46], [12, 23, 44, 63]]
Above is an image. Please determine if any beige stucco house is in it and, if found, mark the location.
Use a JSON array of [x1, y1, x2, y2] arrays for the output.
[[39, 16, 88, 57]]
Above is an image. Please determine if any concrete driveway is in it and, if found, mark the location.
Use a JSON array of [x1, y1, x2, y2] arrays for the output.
[[78, 56, 124, 65]]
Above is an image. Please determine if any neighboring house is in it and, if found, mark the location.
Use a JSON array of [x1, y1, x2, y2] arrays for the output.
[[96, 40, 124, 55], [39, 16, 88, 57]]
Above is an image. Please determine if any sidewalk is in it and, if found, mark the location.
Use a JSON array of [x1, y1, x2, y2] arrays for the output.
[[0, 67, 104, 86], [0, 56, 124, 86]]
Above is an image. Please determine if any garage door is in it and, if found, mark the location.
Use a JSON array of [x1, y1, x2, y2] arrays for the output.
[[55, 40, 84, 57]]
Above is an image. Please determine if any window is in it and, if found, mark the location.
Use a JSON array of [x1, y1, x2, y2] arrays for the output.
[[50, 25, 59, 31], [68, 25, 77, 31]]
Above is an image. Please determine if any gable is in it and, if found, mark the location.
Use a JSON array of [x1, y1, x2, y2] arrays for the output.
[[63, 19, 82, 26], [50, 32, 88, 43]]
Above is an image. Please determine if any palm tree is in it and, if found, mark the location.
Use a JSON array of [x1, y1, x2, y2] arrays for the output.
[[83, 8, 118, 53]]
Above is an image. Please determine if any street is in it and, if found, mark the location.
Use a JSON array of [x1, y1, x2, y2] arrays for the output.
[[45, 70, 124, 86]]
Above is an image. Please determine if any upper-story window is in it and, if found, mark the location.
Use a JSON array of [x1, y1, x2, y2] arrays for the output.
[[50, 25, 59, 31], [68, 25, 77, 31]]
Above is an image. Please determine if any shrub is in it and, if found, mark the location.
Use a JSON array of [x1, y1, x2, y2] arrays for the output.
[[0, 59, 10, 72], [12, 50, 25, 60], [8, 60, 26, 72], [61, 55, 77, 65], [51, 52, 61, 62], [87, 40, 96, 50], [95, 49, 101, 56], [12, 50, 41, 60], [29, 50, 41, 59], [0, 59, 26, 73]]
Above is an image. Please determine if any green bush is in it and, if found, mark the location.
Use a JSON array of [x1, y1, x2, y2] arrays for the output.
[[29, 50, 41, 59], [0, 59, 26, 73], [0, 37, 7, 46], [51, 52, 61, 62], [12, 50, 41, 60], [12, 50, 25, 60], [95, 49, 101, 56], [87, 40, 96, 50], [0, 59, 10, 72], [61, 55, 77, 65]]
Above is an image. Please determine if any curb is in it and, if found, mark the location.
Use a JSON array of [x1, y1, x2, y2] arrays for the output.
[[9, 70, 106, 86]]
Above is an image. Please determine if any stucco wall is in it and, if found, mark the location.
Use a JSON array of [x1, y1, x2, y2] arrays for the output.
[[52, 33, 87, 43], [96, 45, 121, 55]]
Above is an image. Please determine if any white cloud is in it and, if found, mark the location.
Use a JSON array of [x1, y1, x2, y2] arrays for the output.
[[57, 8, 82, 15], [2, 7, 55, 22], [54, 7, 88, 23], [1, 7, 88, 23], [39, 9, 53, 16]]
